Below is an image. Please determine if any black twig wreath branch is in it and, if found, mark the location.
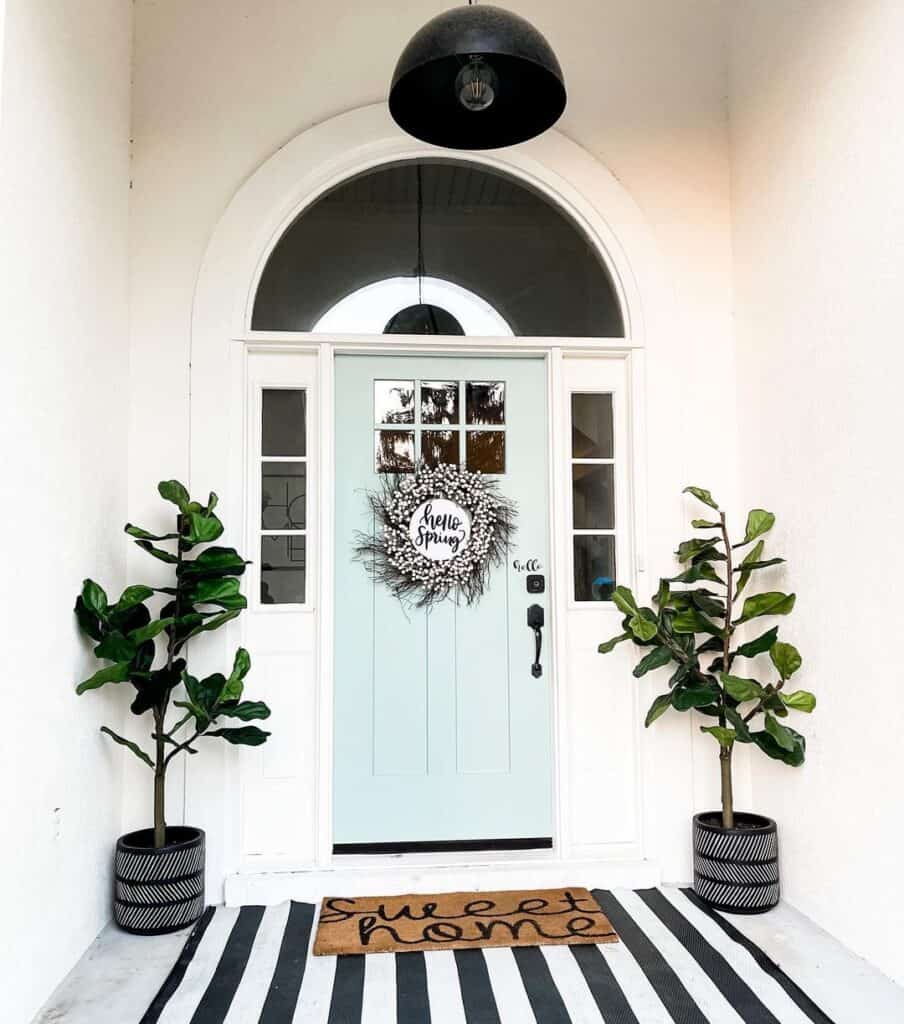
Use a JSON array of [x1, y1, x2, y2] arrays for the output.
[[353, 462, 517, 610]]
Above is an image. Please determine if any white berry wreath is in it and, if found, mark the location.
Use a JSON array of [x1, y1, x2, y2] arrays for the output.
[[354, 462, 517, 609]]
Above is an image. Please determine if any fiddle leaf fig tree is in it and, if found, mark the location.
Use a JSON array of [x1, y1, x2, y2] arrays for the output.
[[598, 487, 815, 829], [74, 480, 271, 849]]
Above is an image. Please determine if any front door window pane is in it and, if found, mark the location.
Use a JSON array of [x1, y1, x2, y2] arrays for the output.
[[421, 381, 459, 424], [466, 430, 505, 473], [466, 381, 505, 425], [376, 430, 415, 473], [375, 380, 415, 424], [422, 430, 459, 468]]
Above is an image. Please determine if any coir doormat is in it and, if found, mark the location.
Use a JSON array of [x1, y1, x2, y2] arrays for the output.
[[311, 887, 618, 955]]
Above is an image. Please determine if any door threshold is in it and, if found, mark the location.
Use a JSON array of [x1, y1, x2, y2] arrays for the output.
[[225, 857, 662, 906], [333, 838, 553, 856]]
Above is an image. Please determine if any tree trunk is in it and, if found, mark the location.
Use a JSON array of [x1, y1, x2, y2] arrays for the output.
[[154, 709, 166, 848], [720, 745, 734, 829]]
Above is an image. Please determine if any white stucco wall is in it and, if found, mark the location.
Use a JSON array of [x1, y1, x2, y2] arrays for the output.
[[127, 0, 738, 894], [730, 0, 904, 986], [0, 2, 132, 1020]]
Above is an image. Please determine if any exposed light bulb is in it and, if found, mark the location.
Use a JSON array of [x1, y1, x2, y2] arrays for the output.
[[455, 57, 497, 112]]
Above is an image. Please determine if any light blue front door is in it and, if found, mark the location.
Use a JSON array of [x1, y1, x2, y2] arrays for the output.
[[333, 354, 553, 846]]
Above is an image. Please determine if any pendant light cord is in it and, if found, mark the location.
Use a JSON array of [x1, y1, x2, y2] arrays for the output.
[[416, 163, 425, 305], [416, 163, 440, 334]]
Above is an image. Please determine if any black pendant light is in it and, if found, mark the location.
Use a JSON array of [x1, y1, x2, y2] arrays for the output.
[[389, 2, 566, 150]]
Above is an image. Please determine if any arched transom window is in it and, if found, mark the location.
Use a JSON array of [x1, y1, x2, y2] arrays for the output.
[[252, 161, 624, 337]]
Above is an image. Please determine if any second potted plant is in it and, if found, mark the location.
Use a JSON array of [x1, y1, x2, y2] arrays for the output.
[[74, 480, 272, 934], [599, 487, 816, 913]]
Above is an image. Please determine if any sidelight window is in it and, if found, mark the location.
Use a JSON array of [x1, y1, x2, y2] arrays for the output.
[[259, 388, 308, 604], [570, 393, 616, 601]]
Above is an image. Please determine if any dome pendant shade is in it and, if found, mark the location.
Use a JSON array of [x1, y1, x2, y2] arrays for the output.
[[389, 5, 566, 150], [384, 304, 465, 335]]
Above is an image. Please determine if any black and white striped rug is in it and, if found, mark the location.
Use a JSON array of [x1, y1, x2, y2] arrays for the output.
[[141, 887, 834, 1023]]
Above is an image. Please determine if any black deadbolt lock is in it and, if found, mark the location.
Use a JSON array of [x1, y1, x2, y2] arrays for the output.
[[526, 574, 545, 594]]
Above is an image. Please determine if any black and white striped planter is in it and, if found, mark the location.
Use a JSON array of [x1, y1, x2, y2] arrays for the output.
[[693, 812, 779, 915], [114, 826, 205, 935]]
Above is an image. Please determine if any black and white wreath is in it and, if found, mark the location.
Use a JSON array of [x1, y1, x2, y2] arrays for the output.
[[354, 462, 517, 609]]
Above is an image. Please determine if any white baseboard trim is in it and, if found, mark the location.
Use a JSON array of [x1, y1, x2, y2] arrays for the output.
[[224, 857, 661, 905]]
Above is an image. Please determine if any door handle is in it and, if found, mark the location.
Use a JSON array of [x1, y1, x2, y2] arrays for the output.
[[527, 604, 544, 678]]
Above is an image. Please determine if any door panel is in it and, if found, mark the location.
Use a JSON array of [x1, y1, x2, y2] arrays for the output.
[[333, 354, 552, 845]]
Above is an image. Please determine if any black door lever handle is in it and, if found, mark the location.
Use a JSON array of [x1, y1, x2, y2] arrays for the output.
[[527, 604, 544, 678]]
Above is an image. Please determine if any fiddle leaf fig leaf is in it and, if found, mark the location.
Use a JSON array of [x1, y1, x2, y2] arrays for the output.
[[74, 596, 105, 642], [691, 519, 721, 529], [769, 641, 802, 680], [683, 486, 719, 510], [206, 726, 271, 746], [720, 672, 764, 702], [174, 699, 210, 732], [158, 479, 191, 511], [179, 546, 249, 580], [611, 586, 639, 617], [100, 727, 154, 768], [689, 590, 725, 618], [135, 540, 180, 564], [598, 632, 630, 654], [127, 618, 175, 645], [735, 540, 763, 595], [670, 563, 724, 586], [113, 585, 155, 612], [185, 511, 225, 546], [701, 725, 736, 748], [735, 558, 785, 572], [724, 706, 753, 741], [781, 689, 816, 713], [739, 509, 775, 545], [628, 613, 658, 642], [220, 647, 251, 702], [734, 591, 796, 624], [125, 524, 179, 542], [633, 645, 673, 677], [80, 579, 109, 619], [645, 693, 673, 727], [655, 578, 671, 608], [734, 626, 779, 659], [676, 538, 722, 564], [752, 722, 806, 765], [174, 609, 241, 651], [672, 608, 722, 636], [672, 683, 722, 711], [217, 701, 271, 721], [764, 712, 796, 751], [94, 631, 137, 663], [187, 577, 243, 606], [76, 661, 132, 694]]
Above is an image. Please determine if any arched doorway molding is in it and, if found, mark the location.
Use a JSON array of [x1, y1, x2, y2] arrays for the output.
[[192, 104, 671, 349], [187, 105, 671, 887]]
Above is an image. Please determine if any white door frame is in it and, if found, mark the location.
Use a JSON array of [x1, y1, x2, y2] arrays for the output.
[[190, 105, 672, 891]]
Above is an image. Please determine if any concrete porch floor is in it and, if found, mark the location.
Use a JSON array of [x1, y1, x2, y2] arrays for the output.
[[32, 887, 904, 1023]]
